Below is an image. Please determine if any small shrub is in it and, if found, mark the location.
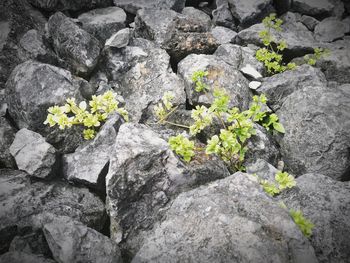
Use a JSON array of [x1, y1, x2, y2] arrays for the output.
[[259, 171, 296, 197], [290, 209, 315, 238]]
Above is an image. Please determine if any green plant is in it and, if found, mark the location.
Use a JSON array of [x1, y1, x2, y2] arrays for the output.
[[255, 13, 296, 75], [259, 171, 296, 197], [304, 47, 329, 66], [44, 90, 128, 140], [154, 71, 285, 171], [289, 209, 315, 238]]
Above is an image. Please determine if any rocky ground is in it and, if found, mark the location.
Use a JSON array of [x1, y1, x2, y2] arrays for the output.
[[0, 0, 350, 262]]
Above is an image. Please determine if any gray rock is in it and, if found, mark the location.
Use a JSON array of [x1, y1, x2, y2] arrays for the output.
[[177, 54, 251, 110], [0, 20, 10, 51], [0, 169, 105, 254], [314, 17, 350, 42], [78, 7, 126, 42], [257, 64, 327, 111], [240, 64, 263, 80], [276, 84, 350, 180], [0, 117, 16, 169], [105, 28, 130, 48], [5, 60, 89, 153], [43, 216, 122, 263], [292, 0, 335, 16], [48, 12, 101, 76], [227, 0, 275, 29], [212, 0, 236, 30], [273, 0, 291, 15], [28, 0, 112, 11], [246, 158, 279, 181], [10, 128, 57, 179], [62, 113, 124, 190], [0, 252, 55, 263], [280, 173, 350, 263], [0, 89, 7, 116], [249, 81, 261, 90], [301, 15, 319, 31], [211, 26, 237, 44], [132, 172, 317, 263], [106, 123, 230, 255], [113, 0, 186, 14], [181, 7, 213, 31]]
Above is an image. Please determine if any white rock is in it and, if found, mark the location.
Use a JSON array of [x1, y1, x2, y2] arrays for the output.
[[249, 81, 261, 90], [241, 64, 263, 80]]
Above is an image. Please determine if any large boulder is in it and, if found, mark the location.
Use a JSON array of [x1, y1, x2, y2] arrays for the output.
[[113, 0, 186, 14], [314, 17, 349, 42], [106, 123, 230, 255], [280, 173, 350, 263], [48, 12, 101, 76], [132, 172, 317, 263], [276, 84, 350, 180], [0, 117, 16, 168], [9, 128, 57, 179], [43, 216, 122, 263], [291, 0, 338, 17]]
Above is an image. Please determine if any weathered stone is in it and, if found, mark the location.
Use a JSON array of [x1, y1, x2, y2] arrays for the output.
[[48, 12, 101, 76], [314, 17, 349, 42], [113, 0, 186, 14], [276, 84, 350, 180], [280, 173, 350, 263], [292, 0, 335, 17], [43, 216, 122, 263], [78, 7, 126, 42], [132, 172, 317, 263], [0, 117, 16, 169], [62, 113, 124, 190], [0, 89, 7, 116], [10, 128, 57, 179], [240, 64, 263, 80], [105, 28, 130, 48], [246, 158, 279, 181], [257, 64, 327, 111], [249, 81, 261, 90], [28, 0, 112, 11], [0, 252, 55, 263], [177, 54, 251, 110], [301, 15, 319, 31], [181, 7, 212, 31], [212, 0, 236, 30], [211, 26, 237, 44]]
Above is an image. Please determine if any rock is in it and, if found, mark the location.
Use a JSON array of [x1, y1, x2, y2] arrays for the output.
[[0, 251, 55, 263], [240, 64, 263, 80], [0, 89, 7, 116], [43, 216, 122, 263], [212, 0, 236, 30], [227, 0, 275, 29], [5, 60, 89, 153], [106, 123, 230, 255], [105, 28, 130, 48], [273, 0, 291, 15], [276, 84, 350, 180], [48, 12, 101, 76], [292, 0, 336, 17], [177, 54, 251, 110], [249, 81, 261, 90], [0, 117, 16, 169], [314, 17, 350, 42], [246, 158, 279, 181], [78, 7, 126, 43], [28, 0, 112, 11], [132, 172, 317, 263], [211, 26, 237, 44], [0, 169, 106, 253], [181, 7, 213, 31], [301, 15, 319, 31], [280, 173, 350, 263], [113, 0, 186, 14], [9, 128, 57, 179], [257, 64, 327, 111], [62, 113, 124, 190]]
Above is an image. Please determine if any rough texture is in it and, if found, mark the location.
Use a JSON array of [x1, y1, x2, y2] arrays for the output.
[[211, 26, 237, 44], [276, 84, 350, 180], [10, 128, 57, 179], [105, 28, 130, 48], [0, 252, 55, 263], [246, 158, 279, 181], [28, 0, 112, 11], [113, 0, 186, 14], [132, 173, 317, 263], [280, 173, 350, 263], [292, 0, 335, 16], [314, 17, 349, 42], [0, 117, 16, 168]]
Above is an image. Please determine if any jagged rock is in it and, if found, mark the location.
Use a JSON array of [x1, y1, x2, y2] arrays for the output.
[[246, 158, 279, 181], [276, 84, 350, 180], [10, 128, 57, 179], [314, 17, 350, 42], [0, 169, 105, 254], [280, 173, 350, 263], [0, 117, 16, 168], [62, 113, 124, 190], [5, 60, 90, 153], [256, 64, 327, 111], [291, 0, 336, 17], [181, 7, 213, 31], [113, 0, 186, 14], [211, 26, 237, 44], [78, 7, 126, 42], [43, 216, 122, 263], [177, 54, 251, 109], [301, 15, 319, 31], [105, 28, 130, 48], [227, 0, 275, 29], [132, 172, 317, 263], [106, 123, 230, 255], [249, 81, 261, 90], [214, 43, 265, 75], [48, 12, 101, 76], [28, 0, 112, 11], [0, 251, 55, 263], [212, 0, 236, 30]]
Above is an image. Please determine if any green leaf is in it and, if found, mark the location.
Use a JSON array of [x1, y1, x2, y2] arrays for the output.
[[168, 134, 195, 162], [275, 171, 296, 190], [290, 209, 314, 238], [273, 122, 285, 133], [261, 180, 280, 196]]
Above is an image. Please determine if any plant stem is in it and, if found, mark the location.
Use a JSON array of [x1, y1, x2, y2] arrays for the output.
[[163, 121, 190, 129]]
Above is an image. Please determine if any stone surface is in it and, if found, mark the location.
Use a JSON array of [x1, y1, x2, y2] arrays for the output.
[[246, 158, 279, 181], [105, 28, 130, 48], [212, 0, 236, 29], [28, 0, 112, 11], [43, 216, 122, 263], [0, 117, 16, 169], [0, 252, 55, 263], [132, 172, 317, 263], [106, 123, 230, 255], [257, 64, 327, 111], [276, 84, 350, 180], [78, 7, 126, 42], [5, 60, 88, 153], [10, 128, 57, 179], [292, 0, 335, 16], [314, 17, 349, 42], [240, 64, 263, 80], [249, 81, 261, 90], [301, 15, 319, 31], [62, 113, 124, 190], [48, 12, 101, 76], [211, 26, 237, 44], [280, 173, 350, 263], [113, 0, 186, 14], [0, 89, 7, 116], [177, 54, 251, 110]]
